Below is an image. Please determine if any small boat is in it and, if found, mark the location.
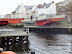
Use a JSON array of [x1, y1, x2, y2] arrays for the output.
[[0, 51, 16, 54], [0, 48, 16, 54]]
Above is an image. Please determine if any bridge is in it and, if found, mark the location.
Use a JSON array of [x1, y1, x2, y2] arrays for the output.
[[0, 18, 24, 26]]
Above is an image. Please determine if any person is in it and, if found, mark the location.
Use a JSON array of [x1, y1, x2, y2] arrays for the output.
[[36, 16, 38, 21], [31, 51, 35, 54], [0, 48, 3, 53], [0, 48, 16, 54], [31, 16, 33, 20]]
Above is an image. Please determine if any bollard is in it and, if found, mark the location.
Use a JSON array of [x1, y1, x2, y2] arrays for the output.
[[27, 32, 28, 34], [27, 28, 29, 34], [31, 51, 35, 54], [0, 37, 1, 45]]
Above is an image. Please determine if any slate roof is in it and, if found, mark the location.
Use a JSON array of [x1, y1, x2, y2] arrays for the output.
[[16, 5, 33, 11], [42, 3, 52, 8], [16, 6, 20, 10], [37, 3, 52, 8], [24, 6, 33, 10]]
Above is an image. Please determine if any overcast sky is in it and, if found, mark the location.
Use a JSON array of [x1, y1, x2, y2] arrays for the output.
[[0, 0, 64, 15]]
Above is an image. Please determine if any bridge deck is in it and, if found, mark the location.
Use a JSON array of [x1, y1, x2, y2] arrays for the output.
[[24, 20, 72, 28]]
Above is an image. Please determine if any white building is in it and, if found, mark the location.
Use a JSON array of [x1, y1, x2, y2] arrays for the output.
[[31, 1, 56, 21], [11, 3, 33, 20], [11, 1, 56, 22], [16, 3, 26, 18], [24, 5, 33, 20]]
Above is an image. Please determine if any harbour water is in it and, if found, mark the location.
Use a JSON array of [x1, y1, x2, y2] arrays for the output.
[[0, 26, 72, 54], [29, 33, 72, 54]]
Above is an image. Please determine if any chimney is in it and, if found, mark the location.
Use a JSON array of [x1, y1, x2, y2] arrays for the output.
[[44, 3, 46, 5], [52, 1, 54, 3], [18, 4, 20, 6]]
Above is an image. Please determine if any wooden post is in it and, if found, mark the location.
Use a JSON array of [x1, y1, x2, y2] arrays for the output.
[[40, 28, 41, 33], [0, 37, 1, 46], [6, 37, 10, 46], [12, 37, 15, 45], [19, 36, 23, 44], [45, 28, 46, 33], [68, 28, 71, 34], [27, 28, 29, 34], [51, 28, 52, 34], [25, 36, 29, 45]]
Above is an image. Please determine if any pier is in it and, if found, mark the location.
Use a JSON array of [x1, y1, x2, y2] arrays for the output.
[[24, 19, 72, 34], [0, 28, 30, 48]]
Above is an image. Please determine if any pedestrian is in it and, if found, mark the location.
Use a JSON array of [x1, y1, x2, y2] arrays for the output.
[[0, 48, 3, 53], [31, 51, 35, 54]]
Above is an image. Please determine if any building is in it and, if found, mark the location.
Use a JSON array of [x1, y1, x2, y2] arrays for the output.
[[65, 0, 72, 5], [56, 0, 72, 7], [56, 1, 65, 6], [56, 1, 72, 23], [31, 1, 56, 21], [24, 5, 33, 20], [11, 3, 33, 21], [6, 14, 11, 18], [56, 5, 71, 15], [11, 11, 16, 18]]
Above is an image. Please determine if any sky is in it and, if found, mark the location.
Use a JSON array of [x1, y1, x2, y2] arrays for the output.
[[0, 0, 64, 15]]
